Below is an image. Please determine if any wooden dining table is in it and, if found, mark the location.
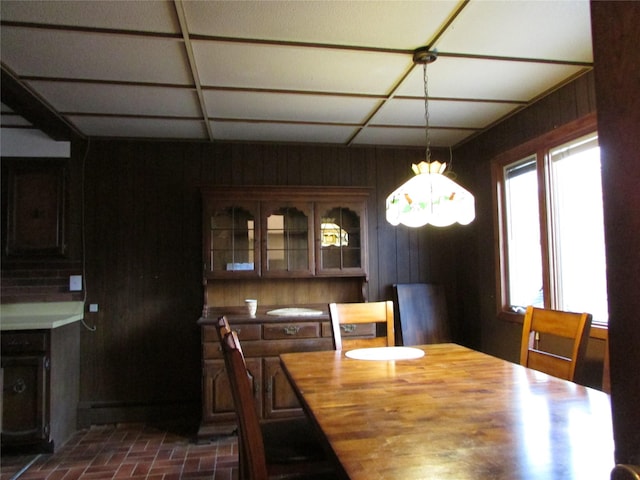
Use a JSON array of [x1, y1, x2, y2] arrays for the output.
[[279, 343, 614, 480]]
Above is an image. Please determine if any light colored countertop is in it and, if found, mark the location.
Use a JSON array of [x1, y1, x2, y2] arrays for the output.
[[0, 301, 85, 330]]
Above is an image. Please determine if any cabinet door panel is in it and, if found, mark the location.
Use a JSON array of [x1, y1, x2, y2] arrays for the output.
[[1, 355, 48, 444], [5, 162, 66, 256], [202, 358, 263, 424], [204, 201, 260, 277], [262, 202, 314, 277], [263, 357, 302, 419], [316, 202, 366, 276], [202, 359, 235, 424]]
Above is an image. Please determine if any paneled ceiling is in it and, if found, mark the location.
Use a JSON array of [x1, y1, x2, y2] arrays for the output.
[[0, 0, 593, 148]]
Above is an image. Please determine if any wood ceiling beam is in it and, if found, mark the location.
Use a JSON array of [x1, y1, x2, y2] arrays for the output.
[[1, 64, 84, 142]]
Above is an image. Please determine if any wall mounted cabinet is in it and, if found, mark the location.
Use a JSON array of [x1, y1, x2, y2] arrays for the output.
[[3, 160, 67, 257]]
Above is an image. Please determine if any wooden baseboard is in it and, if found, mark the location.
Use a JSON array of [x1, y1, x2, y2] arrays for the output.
[[77, 401, 200, 430]]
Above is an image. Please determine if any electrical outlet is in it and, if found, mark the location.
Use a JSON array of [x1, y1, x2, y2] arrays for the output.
[[89, 304, 99, 313], [69, 275, 82, 291]]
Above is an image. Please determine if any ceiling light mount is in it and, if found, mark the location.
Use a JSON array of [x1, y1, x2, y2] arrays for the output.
[[412, 47, 438, 65]]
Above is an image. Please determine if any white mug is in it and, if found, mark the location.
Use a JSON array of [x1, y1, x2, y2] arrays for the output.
[[245, 299, 258, 317]]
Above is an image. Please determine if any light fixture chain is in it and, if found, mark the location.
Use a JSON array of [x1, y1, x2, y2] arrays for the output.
[[423, 61, 431, 164]]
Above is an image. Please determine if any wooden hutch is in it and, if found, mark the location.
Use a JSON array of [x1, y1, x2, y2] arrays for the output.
[[197, 185, 370, 440]]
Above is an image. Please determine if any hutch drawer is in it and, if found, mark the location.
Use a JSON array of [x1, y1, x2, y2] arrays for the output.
[[263, 322, 320, 340]]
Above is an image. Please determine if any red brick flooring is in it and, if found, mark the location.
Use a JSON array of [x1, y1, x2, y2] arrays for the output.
[[0, 424, 238, 480]]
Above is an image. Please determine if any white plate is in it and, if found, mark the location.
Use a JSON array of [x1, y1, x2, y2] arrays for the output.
[[266, 308, 324, 317], [345, 346, 425, 361]]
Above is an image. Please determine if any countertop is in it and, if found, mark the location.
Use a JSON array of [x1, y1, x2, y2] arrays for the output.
[[199, 304, 329, 325], [0, 301, 85, 330]]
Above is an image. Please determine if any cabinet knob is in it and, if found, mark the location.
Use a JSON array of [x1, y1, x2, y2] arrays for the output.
[[8, 378, 27, 394]]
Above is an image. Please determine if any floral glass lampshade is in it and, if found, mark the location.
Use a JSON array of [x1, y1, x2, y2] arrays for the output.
[[386, 161, 475, 228]]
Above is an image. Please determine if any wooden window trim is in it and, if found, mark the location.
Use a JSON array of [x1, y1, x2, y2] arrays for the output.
[[492, 113, 601, 325]]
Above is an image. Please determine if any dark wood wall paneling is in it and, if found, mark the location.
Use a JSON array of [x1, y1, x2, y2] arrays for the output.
[[452, 70, 597, 361], [3, 68, 611, 428], [451, 9, 640, 464], [591, 1, 640, 467], [77, 140, 461, 425]]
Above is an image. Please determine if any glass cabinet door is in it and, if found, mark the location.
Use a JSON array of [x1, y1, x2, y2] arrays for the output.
[[206, 202, 259, 276], [316, 204, 365, 275], [263, 203, 313, 276]]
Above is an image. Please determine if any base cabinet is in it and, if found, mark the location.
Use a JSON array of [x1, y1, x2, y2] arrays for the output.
[[201, 357, 262, 428], [1, 323, 79, 452], [263, 357, 301, 419], [1, 354, 48, 446], [197, 309, 333, 440]]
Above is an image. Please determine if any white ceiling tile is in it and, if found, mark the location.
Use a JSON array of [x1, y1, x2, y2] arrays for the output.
[[184, 0, 459, 49], [204, 90, 380, 124], [396, 57, 589, 101], [1, 27, 191, 84], [0, 0, 597, 146], [210, 121, 357, 144], [372, 98, 521, 129], [193, 41, 410, 95], [435, 0, 593, 62], [68, 117, 207, 139], [27, 81, 201, 117], [353, 126, 473, 148], [0, 0, 179, 33]]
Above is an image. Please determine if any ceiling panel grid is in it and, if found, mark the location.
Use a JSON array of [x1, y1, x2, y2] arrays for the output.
[[0, 0, 593, 147]]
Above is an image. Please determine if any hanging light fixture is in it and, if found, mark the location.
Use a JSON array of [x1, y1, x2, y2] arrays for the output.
[[385, 47, 475, 228]]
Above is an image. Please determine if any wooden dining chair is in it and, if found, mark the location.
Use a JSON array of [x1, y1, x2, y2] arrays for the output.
[[220, 330, 334, 480], [519, 306, 592, 382], [215, 315, 232, 341], [328, 300, 395, 351]]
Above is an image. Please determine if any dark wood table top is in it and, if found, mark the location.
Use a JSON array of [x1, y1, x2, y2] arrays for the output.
[[280, 343, 614, 480]]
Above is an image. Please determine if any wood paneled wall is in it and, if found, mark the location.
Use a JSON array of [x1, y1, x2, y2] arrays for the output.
[[591, 1, 640, 466], [77, 140, 461, 425], [452, 70, 597, 362], [3, 69, 608, 427]]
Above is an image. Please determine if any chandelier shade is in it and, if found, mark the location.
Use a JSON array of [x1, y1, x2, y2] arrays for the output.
[[385, 47, 475, 228], [385, 161, 475, 227]]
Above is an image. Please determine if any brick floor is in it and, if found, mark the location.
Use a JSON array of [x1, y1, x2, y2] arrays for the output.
[[0, 424, 238, 480]]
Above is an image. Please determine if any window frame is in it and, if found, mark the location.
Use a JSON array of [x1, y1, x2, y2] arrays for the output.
[[492, 113, 606, 336]]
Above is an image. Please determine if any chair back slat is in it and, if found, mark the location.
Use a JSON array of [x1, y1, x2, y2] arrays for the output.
[[519, 306, 592, 381], [329, 301, 395, 351]]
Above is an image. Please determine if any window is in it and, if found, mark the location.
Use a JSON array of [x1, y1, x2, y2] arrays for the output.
[[494, 115, 608, 325]]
